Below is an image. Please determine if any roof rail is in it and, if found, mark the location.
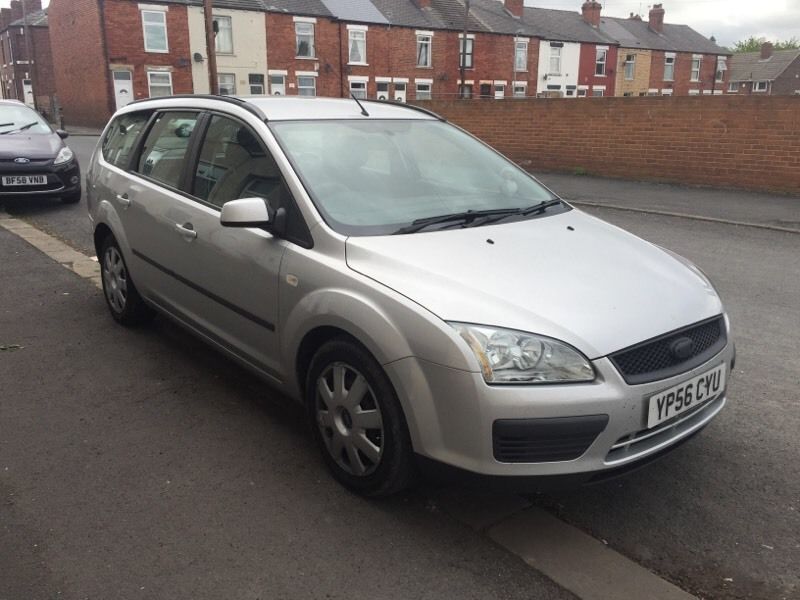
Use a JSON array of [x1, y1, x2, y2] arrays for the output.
[[362, 99, 446, 121], [125, 94, 267, 120]]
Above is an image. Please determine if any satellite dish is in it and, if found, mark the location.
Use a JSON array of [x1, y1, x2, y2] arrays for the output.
[[193, 52, 204, 63]]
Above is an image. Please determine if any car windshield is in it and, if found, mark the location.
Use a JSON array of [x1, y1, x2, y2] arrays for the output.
[[270, 119, 560, 236], [0, 104, 51, 135]]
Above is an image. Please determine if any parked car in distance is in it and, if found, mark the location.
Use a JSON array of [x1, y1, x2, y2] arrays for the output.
[[87, 95, 734, 497], [0, 100, 81, 204]]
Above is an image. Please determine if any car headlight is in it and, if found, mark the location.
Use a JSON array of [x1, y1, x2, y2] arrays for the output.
[[54, 146, 74, 165], [449, 323, 595, 384]]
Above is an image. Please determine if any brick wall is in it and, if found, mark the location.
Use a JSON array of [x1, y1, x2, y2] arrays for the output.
[[616, 48, 652, 96], [49, 0, 110, 128], [415, 96, 800, 194], [578, 43, 616, 96], [31, 26, 56, 116]]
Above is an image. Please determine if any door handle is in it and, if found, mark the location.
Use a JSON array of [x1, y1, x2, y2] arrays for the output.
[[175, 222, 198, 240], [116, 193, 131, 208]]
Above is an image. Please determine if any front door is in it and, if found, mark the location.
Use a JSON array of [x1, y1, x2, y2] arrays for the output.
[[22, 79, 34, 108], [394, 83, 407, 103], [113, 70, 133, 110]]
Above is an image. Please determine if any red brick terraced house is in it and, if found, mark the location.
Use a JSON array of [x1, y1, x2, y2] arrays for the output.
[[0, 1, 57, 117], [597, 3, 730, 97]]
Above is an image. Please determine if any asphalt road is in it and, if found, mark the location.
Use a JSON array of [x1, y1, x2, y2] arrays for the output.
[[1, 137, 799, 599]]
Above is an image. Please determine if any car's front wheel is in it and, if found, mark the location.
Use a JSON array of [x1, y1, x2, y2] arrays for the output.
[[99, 235, 154, 326], [306, 338, 416, 497]]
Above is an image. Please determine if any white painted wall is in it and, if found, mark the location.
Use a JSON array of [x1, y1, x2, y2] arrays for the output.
[[536, 40, 581, 97], [188, 7, 267, 95]]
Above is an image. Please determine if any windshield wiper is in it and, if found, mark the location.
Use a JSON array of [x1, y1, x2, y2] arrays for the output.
[[393, 208, 522, 235], [0, 121, 39, 135], [471, 198, 564, 227]]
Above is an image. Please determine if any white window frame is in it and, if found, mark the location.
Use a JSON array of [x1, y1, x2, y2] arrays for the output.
[[514, 39, 528, 72], [691, 55, 702, 82], [295, 21, 315, 58], [549, 44, 562, 75], [715, 56, 726, 82], [753, 80, 768, 92], [415, 78, 432, 100], [348, 25, 368, 65], [248, 73, 264, 95], [268, 73, 286, 96], [218, 73, 236, 95], [727, 81, 738, 93], [664, 53, 675, 81], [512, 81, 527, 97], [595, 47, 607, 76], [688, 89, 700, 96], [214, 15, 233, 55], [141, 10, 168, 54], [297, 73, 317, 97], [624, 53, 636, 80], [459, 34, 474, 69], [416, 31, 432, 68], [146, 70, 173, 97], [591, 88, 604, 97]]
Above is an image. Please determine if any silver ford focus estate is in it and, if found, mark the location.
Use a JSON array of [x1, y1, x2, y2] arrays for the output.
[[87, 96, 734, 496]]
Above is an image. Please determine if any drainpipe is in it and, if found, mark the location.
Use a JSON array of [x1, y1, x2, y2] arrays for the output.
[[203, 0, 219, 94], [460, 0, 470, 98], [21, 0, 37, 110]]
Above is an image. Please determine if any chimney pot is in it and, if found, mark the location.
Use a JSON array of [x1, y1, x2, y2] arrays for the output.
[[581, 1, 602, 27], [648, 3, 665, 33], [504, 0, 524, 18], [412, 0, 431, 8], [760, 42, 774, 59]]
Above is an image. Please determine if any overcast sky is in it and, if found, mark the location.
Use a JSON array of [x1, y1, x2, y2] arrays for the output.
[[1, 0, 797, 48]]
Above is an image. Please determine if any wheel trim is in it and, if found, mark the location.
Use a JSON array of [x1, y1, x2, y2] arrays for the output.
[[316, 362, 384, 477], [102, 246, 128, 313]]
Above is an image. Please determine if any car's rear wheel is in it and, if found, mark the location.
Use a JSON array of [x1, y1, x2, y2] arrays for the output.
[[306, 338, 415, 497], [99, 235, 154, 326], [61, 189, 81, 204]]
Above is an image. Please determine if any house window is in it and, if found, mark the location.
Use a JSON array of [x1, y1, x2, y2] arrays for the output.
[[350, 80, 367, 99], [691, 56, 701, 81], [595, 47, 607, 76], [494, 83, 505, 99], [515, 40, 528, 72], [624, 54, 636, 80], [249, 74, 264, 95], [147, 71, 173, 97], [664, 53, 675, 81], [459, 36, 474, 69], [376, 81, 389, 100], [578, 89, 587, 97], [416, 34, 432, 68], [727, 81, 738, 93], [348, 28, 367, 64], [218, 73, 235, 95], [459, 83, 473, 99], [549, 45, 562, 74], [592, 89, 604, 97], [214, 16, 233, 54], [297, 76, 316, 96], [715, 57, 726, 82], [754, 81, 768, 92], [295, 22, 315, 58], [141, 10, 168, 53], [269, 75, 285, 95], [513, 83, 526, 97], [416, 82, 432, 100]]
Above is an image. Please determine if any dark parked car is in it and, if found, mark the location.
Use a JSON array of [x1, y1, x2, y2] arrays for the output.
[[0, 100, 81, 204]]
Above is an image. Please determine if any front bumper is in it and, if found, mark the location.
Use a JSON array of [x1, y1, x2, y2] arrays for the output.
[[0, 159, 81, 197], [385, 341, 734, 482]]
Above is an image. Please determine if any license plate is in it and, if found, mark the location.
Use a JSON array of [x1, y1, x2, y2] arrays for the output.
[[647, 363, 726, 428], [2, 175, 46, 186]]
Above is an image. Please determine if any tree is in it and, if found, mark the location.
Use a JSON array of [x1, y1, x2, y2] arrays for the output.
[[732, 36, 800, 53]]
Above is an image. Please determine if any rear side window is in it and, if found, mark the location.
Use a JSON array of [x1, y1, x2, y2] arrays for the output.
[[137, 111, 199, 189], [102, 112, 150, 169]]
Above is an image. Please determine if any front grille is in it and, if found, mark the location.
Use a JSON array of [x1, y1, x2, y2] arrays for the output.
[[610, 316, 726, 385], [493, 415, 608, 463]]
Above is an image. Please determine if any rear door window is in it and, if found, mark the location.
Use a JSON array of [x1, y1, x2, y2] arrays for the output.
[[102, 112, 151, 169], [137, 111, 200, 189]]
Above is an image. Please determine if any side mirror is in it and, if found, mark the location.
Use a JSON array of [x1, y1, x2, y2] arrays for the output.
[[56, 129, 69, 139], [220, 198, 271, 228]]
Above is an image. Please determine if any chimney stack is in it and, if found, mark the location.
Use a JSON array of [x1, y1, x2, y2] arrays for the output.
[[760, 42, 774, 59], [0, 8, 12, 31], [413, 0, 431, 8], [505, 0, 524, 18], [581, 1, 602, 27], [648, 3, 665, 33], [629, 12, 642, 21], [9, 0, 23, 22]]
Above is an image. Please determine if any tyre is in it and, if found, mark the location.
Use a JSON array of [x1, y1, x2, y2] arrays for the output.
[[306, 338, 416, 497], [99, 234, 154, 327], [61, 189, 82, 204]]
